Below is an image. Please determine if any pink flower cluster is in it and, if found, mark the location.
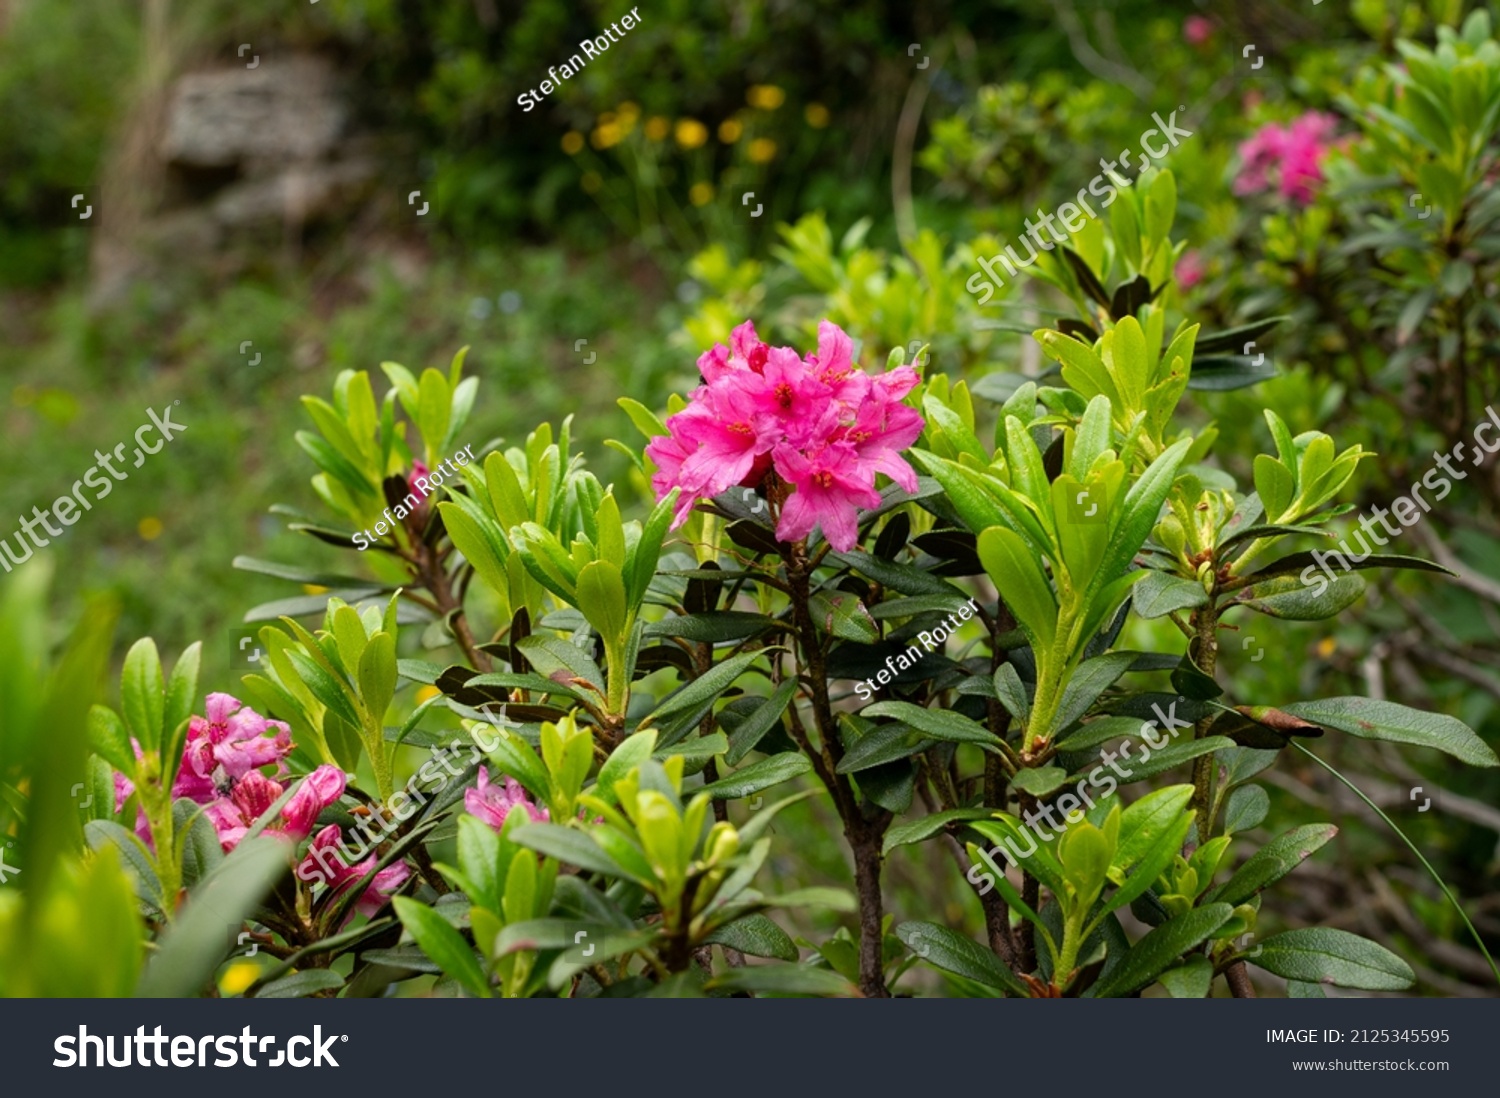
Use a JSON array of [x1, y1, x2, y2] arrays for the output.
[[114, 692, 407, 915], [466, 766, 549, 829], [1234, 112, 1340, 205], [646, 320, 924, 552]]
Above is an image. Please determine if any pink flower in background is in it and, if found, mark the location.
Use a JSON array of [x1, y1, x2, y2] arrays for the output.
[[466, 766, 549, 830], [1183, 16, 1214, 45], [409, 460, 432, 500], [1175, 250, 1206, 289], [647, 319, 926, 552], [172, 692, 291, 803], [298, 825, 412, 918], [1234, 112, 1340, 204]]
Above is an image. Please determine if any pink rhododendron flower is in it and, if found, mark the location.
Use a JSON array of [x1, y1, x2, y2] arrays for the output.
[[205, 764, 348, 852], [1234, 112, 1339, 205], [172, 692, 292, 803], [1183, 16, 1214, 45], [298, 825, 411, 918], [1175, 250, 1206, 289], [466, 766, 549, 830], [647, 320, 925, 551]]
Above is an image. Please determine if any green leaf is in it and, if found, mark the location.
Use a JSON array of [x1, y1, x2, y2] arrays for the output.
[[705, 964, 859, 997], [88, 705, 136, 775], [1158, 956, 1213, 998], [162, 643, 202, 762], [896, 921, 1030, 996], [1245, 928, 1414, 991], [1131, 571, 1209, 618], [284, 648, 362, 731], [1279, 697, 1499, 767], [723, 679, 798, 766], [137, 838, 290, 997], [393, 897, 491, 998], [594, 728, 658, 805], [576, 560, 629, 644], [993, 663, 1031, 724], [120, 638, 165, 754], [1110, 735, 1235, 784], [1251, 551, 1453, 582], [1053, 651, 1137, 731], [357, 632, 397, 727], [704, 914, 799, 961], [809, 593, 880, 644], [254, 970, 347, 998], [859, 701, 1000, 746], [644, 649, 771, 747], [976, 527, 1057, 648], [834, 722, 937, 773], [1208, 823, 1339, 906], [1090, 903, 1234, 998], [1236, 573, 1366, 620], [698, 752, 811, 799], [85, 819, 166, 916], [515, 634, 606, 695], [1010, 766, 1069, 796], [509, 823, 623, 877], [647, 612, 780, 644], [1223, 784, 1270, 833], [883, 809, 991, 855]]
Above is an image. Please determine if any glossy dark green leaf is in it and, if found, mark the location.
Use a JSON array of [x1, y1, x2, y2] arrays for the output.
[[1089, 903, 1234, 998], [1280, 697, 1498, 766], [704, 913, 799, 961], [646, 612, 782, 644], [882, 809, 991, 856], [896, 921, 1029, 996], [859, 701, 1000, 746], [721, 679, 799, 765], [1244, 928, 1414, 991], [704, 964, 858, 997], [1131, 571, 1209, 618], [254, 969, 346, 998], [1208, 823, 1338, 905], [1235, 572, 1366, 620], [698, 752, 811, 799], [393, 897, 490, 998]]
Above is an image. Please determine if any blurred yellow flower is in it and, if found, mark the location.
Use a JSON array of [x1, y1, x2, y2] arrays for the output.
[[645, 116, 670, 140], [220, 960, 260, 996], [689, 182, 715, 206], [416, 684, 441, 705], [561, 131, 584, 154], [138, 516, 163, 541], [675, 119, 709, 148], [581, 171, 602, 194], [592, 122, 624, 149], [1316, 636, 1338, 658], [805, 102, 830, 128], [747, 84, 786, 110], [718, 118, 743, 143], [618, 101, 641, 123], [302, 584, 329, 595], [748, 138, 778, 163]]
